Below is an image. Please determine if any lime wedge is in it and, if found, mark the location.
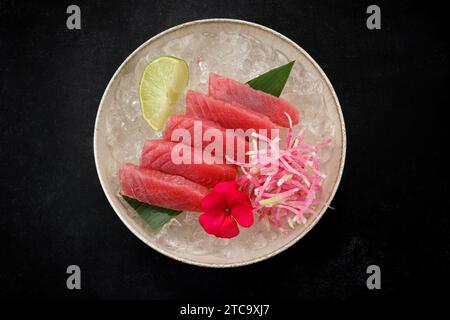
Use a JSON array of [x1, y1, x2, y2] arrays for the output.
[[139, 56, 189, 130]]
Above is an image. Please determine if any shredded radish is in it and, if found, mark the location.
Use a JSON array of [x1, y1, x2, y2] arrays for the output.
[[232, 112, 332, 231]]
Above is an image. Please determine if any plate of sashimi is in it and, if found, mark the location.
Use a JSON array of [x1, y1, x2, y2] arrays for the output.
[[94, 19, 346, 267]]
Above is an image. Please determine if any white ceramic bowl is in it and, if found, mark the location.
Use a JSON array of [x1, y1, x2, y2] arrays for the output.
[[94, 19, 346, 267]]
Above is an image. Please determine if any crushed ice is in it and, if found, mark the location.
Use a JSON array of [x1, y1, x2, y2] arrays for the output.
[[105, 31, 336, 259]]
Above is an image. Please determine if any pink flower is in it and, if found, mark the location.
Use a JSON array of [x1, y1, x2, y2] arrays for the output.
[[199, 181, 254, 238]]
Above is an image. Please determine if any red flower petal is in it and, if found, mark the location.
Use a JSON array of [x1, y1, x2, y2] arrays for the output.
[[231, 203, 254, 228], [199, 212, 240, 238], [216, 215, 240, 238], [225, 188, 252, 207], [199, 211, 226, 236], [201, 191, 226, 215], [199, 181, 253, 238]]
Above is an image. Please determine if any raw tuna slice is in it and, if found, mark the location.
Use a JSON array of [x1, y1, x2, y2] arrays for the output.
[[120, 163, 208, 212], [208, 73, 299, 127], [186, 90, 278, 134], [140, 140, 238, 188], [163, 114, 249, 163]]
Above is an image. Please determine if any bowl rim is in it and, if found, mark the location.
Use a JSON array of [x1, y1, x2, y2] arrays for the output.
[[93, 18, 347, 268]]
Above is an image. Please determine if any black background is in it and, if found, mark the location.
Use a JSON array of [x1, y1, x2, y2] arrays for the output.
[[0, 0, 448, 301]]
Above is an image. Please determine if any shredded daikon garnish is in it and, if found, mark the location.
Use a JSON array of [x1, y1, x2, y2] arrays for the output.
[[232, 113, 331, 231]]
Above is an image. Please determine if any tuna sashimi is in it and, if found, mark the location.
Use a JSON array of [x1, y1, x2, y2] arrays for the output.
[[186, 90, 278, 133], [120, 163, 208, 212], [208, 73, 299, 127], [163, 114, 249, 163], [140, 140, 238, 188]]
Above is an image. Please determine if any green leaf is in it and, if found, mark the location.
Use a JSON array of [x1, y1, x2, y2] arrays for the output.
[[122, 195, 181, 230], [247, 61, 295, 97]]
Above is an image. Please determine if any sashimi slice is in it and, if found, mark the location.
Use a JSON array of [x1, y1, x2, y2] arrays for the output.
[[140, 140, 238, 188], [208, 73, 299, 127], [120, 163, 208, 212], [163, 114, 249, 163], [186, 90, 278, 134]]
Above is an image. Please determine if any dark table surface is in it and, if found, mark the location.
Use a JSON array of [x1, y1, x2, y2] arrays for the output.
[[0, 0, 448, 300]]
